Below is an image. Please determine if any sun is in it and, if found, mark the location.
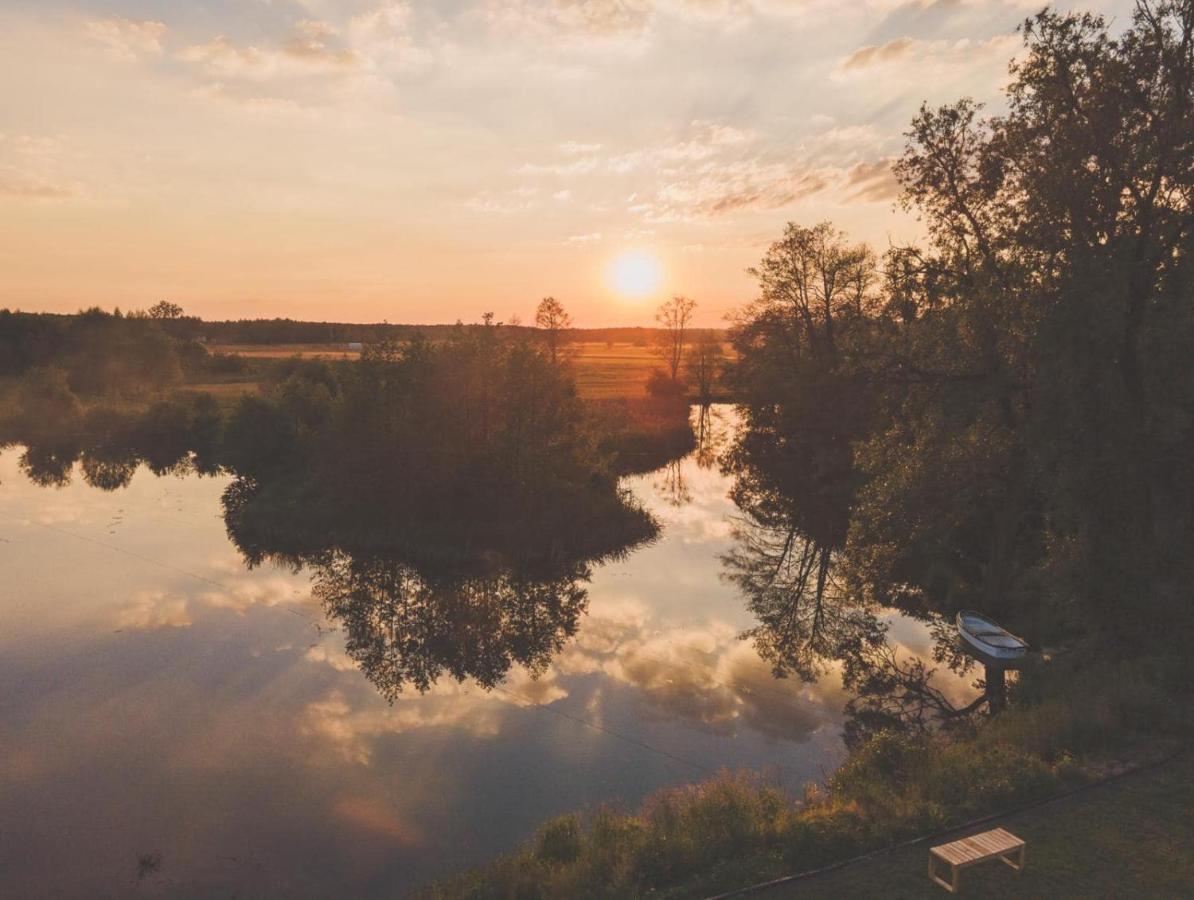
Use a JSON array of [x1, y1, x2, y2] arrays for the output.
[[608, 251, 663, 300]]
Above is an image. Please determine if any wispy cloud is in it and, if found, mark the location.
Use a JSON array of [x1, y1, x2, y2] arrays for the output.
[[842, 36, 918, 70], [178, 23, 358, 81], [83, 17, 167, 61], [843, 158, 901, 202], [840, 33, 1021, 73], [0, 134, 80, 200]]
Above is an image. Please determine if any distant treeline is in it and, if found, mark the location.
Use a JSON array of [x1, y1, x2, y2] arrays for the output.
[[0, 310, 724, 348], [0, 309, 696, 501], [0, 307, 197, 394], [157, 318, 724, 346]]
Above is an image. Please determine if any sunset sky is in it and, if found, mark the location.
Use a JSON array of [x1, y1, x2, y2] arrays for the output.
[[1, 0, 1135, 326]]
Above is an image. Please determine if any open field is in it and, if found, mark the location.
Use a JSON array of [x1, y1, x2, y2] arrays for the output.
[[209, 343, 361, 360], [209, 341, 732, 400], [762, 752, 1194, 899]]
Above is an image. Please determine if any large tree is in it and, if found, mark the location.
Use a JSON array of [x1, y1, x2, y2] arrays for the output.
[[849, 1, 1194, 629]]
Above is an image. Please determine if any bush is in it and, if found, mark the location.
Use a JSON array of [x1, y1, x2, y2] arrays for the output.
[[536, 815, 582, 864], [13, 366, 82, 439], [205, 351, 249, 376]]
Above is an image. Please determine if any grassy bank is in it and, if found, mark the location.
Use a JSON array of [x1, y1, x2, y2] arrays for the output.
[[770, 750, 1194, 898], [426, 652, 1191, 899]]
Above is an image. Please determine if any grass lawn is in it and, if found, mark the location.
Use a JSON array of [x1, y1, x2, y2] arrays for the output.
[[763, 751, 1194, 899]]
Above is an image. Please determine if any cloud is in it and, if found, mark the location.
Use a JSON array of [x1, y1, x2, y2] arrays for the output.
[[843, 157, 901, 202], [518, 119, 903, 221], [83, 17, 167, 61], [465, 186, 541, 213], [188, 83, 310, 116], [107, 564, 314, 632], [0, 134, 80, 200], [559, 141, 604, 154], [842, 36, 918, 70], [298, 662, 567, 762], [179, 24, 358, 81], [521, 120, 811, 220], [553, 0, 655, 35], [0, 173, 76, 199], [346, 2, 433, 75], [547, 600, 841, 741], [599, 622, 839, 740], [653, 162, 827, 218], [840, 33, 1021, 73], [487, 0, 655, 40], [115, 590, 193, 630]]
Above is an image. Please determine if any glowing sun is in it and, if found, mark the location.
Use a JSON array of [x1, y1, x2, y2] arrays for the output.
[[608, 251, 663, 300]]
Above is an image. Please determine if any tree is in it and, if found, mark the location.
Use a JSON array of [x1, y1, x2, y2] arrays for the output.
[[147, 301, 184, 320], [846, 1, 1194, 629], [654, 295, 696, 381], [687, 332, 724, 406], [535, 296, 572, 364], [746, 222, 877, 365], [725, 224, 879, 557]]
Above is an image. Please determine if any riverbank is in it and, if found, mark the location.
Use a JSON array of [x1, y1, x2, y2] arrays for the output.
[[426, 650, 1192, 898], [763, 749, 1194, 898]]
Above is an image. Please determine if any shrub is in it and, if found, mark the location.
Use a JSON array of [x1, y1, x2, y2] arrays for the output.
[[536, 815, 581, 865]]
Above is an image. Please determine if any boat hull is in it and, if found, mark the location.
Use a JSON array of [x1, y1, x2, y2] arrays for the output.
[[956, 611, 1028, 663]]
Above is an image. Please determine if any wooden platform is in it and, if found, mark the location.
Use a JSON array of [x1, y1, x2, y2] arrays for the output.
[[929, 827, 1025, 893]]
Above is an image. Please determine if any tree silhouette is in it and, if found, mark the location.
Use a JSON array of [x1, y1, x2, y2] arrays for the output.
[[534, 296, 572, 365], [654, 295, 696, 381]]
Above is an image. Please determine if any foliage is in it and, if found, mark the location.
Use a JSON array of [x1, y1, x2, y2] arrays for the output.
[[535, 296, 573, 364], [727, 3, 1194, 641], [849, 3, 1194, 632], [686, 333, 724, 405], [0, 308, 185, 396], [654, 295, 697, 380]]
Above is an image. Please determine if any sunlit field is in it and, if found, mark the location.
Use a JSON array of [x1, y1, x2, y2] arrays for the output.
[[208, 341, 732, 400]]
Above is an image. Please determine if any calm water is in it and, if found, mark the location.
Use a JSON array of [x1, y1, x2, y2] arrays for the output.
[[0, 407, 973, 898]]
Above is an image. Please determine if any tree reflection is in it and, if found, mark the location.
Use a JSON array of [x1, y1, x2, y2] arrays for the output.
[[222, 464, 656, 700], [723, 429, 993, 746], [18, 443, 80, 488], [311, 553, 590, 700], [725, 520, 883, 683], [694, 404, 725, 471], [654, 458, 691, 507], [839, 638, 987, 749]]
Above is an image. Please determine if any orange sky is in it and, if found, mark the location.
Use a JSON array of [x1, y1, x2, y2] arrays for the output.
[[0, 0, 1134, 326]]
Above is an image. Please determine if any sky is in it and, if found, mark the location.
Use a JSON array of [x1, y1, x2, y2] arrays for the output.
[[0, 0, 1137, 326]]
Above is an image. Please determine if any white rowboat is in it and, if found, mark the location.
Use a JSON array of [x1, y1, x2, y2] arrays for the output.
[[956, 610, 1028, 661]]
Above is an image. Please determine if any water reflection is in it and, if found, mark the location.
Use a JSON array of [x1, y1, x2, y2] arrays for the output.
[[313, 553, 590, 699], [0, 406, 979, 897], [718, 403, 996, 749]]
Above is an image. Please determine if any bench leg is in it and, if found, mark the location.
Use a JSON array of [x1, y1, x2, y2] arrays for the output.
[[999, 844, 1026, 874], [928, 855, 959, 893]]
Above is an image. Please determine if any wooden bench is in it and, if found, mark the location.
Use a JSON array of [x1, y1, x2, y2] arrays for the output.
[[928, 827, 1025, 893]]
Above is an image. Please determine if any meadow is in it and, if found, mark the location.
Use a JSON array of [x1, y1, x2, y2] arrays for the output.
[[206, 341, 731, 401]]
